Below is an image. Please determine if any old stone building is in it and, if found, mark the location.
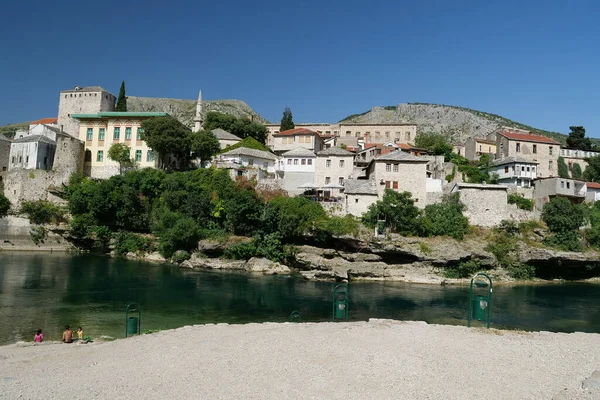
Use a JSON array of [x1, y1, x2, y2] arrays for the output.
[[491, 157, 538, 188], [272, 128, 325, 155], [533, 177, 587, 211], [366, 151, 429, 207], [58, 86, 116, 137], [491, 127, 560, 178], [214, 147, 278, 181], [343, 179, 378, 217], [212, 128, 241, 150], [279, 147, 316, 195], [451, 183, 509, 227], [72, 112, 167, 178], [0, 135, 10, 171], [315, 147, 355, 198], [464, 137, 496, 161], [560, 147, 600, 175]]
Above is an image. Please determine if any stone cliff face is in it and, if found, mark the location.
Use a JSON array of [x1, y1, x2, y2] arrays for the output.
[[340, 103, 568, 145], [127, 97, 269, 128]]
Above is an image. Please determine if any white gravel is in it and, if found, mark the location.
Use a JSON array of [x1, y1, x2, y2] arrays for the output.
[[0, 319, 599, 399]]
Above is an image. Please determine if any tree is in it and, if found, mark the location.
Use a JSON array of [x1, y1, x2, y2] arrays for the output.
[[419, 193, 469, 239], [362, 190, 421, 235], [108, 143, 133, 174], [571, 163, 583, 180], [414, 132, 453, 156], [141, 116, 192, 170], [584, 156, 600, 182], [280, 107, 295, 131], [0, 193, 10, 218], [566, 126, 592, 150], [190, 130, 221, 167], [204, 112, 268, 144], [542, 197, 585, 251], [558, 156, 570, 179], [115, 81, 127, 112]]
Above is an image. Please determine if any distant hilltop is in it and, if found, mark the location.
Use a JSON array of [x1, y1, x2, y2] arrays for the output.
[[340, 103, 570, 145]]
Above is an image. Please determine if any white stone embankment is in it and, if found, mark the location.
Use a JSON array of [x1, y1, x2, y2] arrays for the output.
[[1, 320, 599, 399]]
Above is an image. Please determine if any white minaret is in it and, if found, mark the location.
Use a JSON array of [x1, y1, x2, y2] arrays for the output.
[[193, 89, 203, 132]]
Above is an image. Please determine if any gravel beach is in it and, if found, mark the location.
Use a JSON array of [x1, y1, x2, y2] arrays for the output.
[[1, 319, 599, 399]]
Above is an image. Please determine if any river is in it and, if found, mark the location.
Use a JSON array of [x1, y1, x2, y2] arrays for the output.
[[1, 252, 600, 345]]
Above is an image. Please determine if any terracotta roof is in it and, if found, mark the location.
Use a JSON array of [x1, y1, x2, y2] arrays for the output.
[[274, 128, 319, 136], [497, 131, 560, 145], [31, 118, 58, 125], [587, 182, 600, 190]]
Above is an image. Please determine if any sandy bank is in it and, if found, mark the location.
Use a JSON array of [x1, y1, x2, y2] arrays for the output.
[[1, 320, 599, 399]]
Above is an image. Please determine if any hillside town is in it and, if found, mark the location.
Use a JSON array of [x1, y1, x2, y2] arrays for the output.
[[1, 85, 599, 228]]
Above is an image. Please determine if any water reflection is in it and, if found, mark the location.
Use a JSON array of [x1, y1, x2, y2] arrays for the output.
[[1, 252, 600, 345]]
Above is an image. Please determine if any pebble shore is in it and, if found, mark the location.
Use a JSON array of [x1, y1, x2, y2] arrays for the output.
[[1, 319, 599, 399]]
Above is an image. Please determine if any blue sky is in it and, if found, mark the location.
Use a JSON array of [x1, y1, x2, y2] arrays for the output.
[[1, 0, 599, 136]]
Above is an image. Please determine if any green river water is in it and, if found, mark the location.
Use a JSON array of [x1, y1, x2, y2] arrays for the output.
[[1, 252, 600, 345]]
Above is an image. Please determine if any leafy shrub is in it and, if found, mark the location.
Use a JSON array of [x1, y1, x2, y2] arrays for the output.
[[0, 193, 10, 218], [497, 220, 519, 236], [363, 190, 421, 236], [30, 226, 47, 245], [518, 220, 544, 234], [156, 215, 201, 258], [420, 193, 469, 239], [544, 231, 583, 252], [171, 250, 191, 263], [92, 226, 112, 253], [20, 200, 66, 225], [224, 233, 294, 263], [444, 259, 482, 279], [69, 213, 96, 238], [506, 263, 536, 280], [114, 232, 154, 256], [419, 242, 432, 255], [508, 193, 534, 211], [316, 215, 360, 237], [542, 198, 585, 251]]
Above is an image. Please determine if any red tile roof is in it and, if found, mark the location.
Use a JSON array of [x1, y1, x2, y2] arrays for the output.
[[274, 128, 319, 136], [498, 131, 560, 145], [587, 182, 600, 190], [31, 118, 58, 125]]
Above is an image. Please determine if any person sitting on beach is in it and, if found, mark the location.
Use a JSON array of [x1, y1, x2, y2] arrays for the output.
[[34, 329, 43, 343], [62, 325, 73, 343], [76, 327, 84, 340]]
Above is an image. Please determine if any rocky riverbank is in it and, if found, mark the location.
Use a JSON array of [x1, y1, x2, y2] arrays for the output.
[[1, 320, 599, 399]]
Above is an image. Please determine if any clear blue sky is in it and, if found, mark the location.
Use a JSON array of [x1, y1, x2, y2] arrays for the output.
[[1, 0, 599, 136]]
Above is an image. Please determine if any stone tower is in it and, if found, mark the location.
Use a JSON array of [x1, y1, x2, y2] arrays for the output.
[[57, 86, 116, 137], [193, 90, 203, 132]]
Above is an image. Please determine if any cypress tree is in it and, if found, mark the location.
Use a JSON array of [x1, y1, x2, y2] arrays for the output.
[[280, 107, 295, 131], [116, 81, 127, 112]]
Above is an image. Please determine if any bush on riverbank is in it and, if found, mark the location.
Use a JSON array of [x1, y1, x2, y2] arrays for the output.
[[0, 193, 10, 218], [542, 198, 585, 251], [20, 200, 66, 225]]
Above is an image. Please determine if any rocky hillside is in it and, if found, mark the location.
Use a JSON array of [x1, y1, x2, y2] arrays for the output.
[[0, 122, 31, 139], [341, 103, 572, 145], [128, 96, 269, 128]]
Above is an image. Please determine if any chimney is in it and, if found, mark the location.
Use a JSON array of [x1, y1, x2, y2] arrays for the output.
[[364, 132, 369, 144]]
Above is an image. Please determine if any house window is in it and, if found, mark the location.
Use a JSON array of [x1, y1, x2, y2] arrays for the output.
[[479, 145, 482, 152], [516, 143, 521, 152], [137, 127, 143, 140], [87, 128, 93, 141], [301, 159, 306, 165], [488, 146, 491, 153], [19, 157, 22, 163], [549, 146, 553, 155], [385, 181, 391, 189], [287, 159, 292, 165], [549, 160, 553, 170], [339, 160, 345, 167], [532, 167, 536, 172], [385, 132, 390, 139], [393, 181, 399, 189], [147, 150, 154, 162], [526, 167, 530, 172], [249, 159, 254, 166], [99, 128, 105, 141], [113, 127, 120, 140], [293, 159, 298, 165], [26, 156, 29, 163], [393, 164, 399, 172], [135, 150, 142, 162], [325, 177, 331, 184], [326, 160, 331, 167], [406, 132, 411, 141], [84, 150, 91, 162], [125, 127, 132, 140], [12, 156, 15, 163], [386, 164, 391, 172], [533, 144, 537, 154], [521, 166, 525, 172], [505, 166, 509, 173], [339, 177, 344, 185], [355, 198, 359, 203], [346, 131, 351, 136], [307, 159, 312, 165], [97, 150, 104, 162]]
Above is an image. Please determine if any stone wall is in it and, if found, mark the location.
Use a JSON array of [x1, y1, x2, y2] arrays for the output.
[[2, 170, 68, 208], [57, 88, 115, 136], [345, 193, 377, 217], [373, 162, 428, 207], [456, 187, 508, 227], [0, 139, 11, 171], [497, 135, 558, 178], [315, 154, 354, 188], [0, 216, 71, 250], [281, 171, 315, 195]]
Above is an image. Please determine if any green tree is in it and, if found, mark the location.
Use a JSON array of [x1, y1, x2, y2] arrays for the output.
[[20, 200, 66, 225], [542, 197, 585, 251], [566, 126, 591, 150], [571, 163, 583, 180], [204, 112, 267, 144], [419, 193, 469, 239], [557, 156, 570, 179], [280, 107, 295, 131], [115, 80, 127, 112], [0, 193, 10, 218], [362, 190, 421, 235], [262, 196, 327, 240], [584, 156, 600, 182], [190, 130, 221, 167], [108, 143, 133, 174], [141, 116, 191, 170], [414, 132, 453, 156]]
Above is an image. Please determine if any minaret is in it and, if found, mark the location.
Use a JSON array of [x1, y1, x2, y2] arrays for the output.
[[193, 89, 203, 132]]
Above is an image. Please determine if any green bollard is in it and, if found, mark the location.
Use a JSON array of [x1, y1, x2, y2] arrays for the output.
[[125, 302, 141, 337], [332, 284, 349, 321], [468, 273, 492, 328]]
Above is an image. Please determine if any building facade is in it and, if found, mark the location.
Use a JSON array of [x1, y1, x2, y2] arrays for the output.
[[272, 128, 325, 155], [491, 157, 538, 188], [279, 147, 316, 195], [493, 127, 560, 178], [212, 128, 242, 150], [533, 177, 587, 210], [315, 147, 355, 197], [214, 147, 278, 181], [0, 135, 11, 171], [465, 137, 497, 161], [58, 86, 116, 137], [451, 183, 509, 227], [72, 112, 167, 178]]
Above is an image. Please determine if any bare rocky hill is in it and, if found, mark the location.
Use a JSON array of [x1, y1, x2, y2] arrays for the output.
[[341, 103, 569, 144], [127, 96, 269, 127]]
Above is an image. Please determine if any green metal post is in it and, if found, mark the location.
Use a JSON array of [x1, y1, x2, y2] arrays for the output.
[[125, 302, 141, 338], [467, 273, 493, 328], [332, 284, 349, 321]]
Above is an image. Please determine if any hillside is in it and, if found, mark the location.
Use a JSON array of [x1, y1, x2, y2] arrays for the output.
[[0, 97, 268, 138], [341, 103, 573, 145], [127, 96, 269, 127]]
